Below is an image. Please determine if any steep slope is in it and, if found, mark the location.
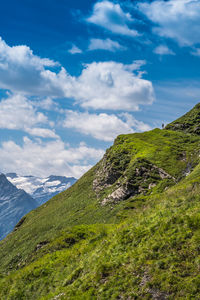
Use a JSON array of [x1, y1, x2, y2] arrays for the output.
[[0, 174, 37, 240], [6, 173, 76, 205], [165, 102, 200, 135], [1, 105, 200, 299]]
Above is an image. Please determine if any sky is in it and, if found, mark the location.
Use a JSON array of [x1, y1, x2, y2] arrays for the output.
[[0, 0, 200, 178]]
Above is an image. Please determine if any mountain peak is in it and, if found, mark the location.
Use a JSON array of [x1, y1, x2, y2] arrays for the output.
[[165, 102, 200, 135], [6, 173, 77, 205], [0, 174, 37, 240]]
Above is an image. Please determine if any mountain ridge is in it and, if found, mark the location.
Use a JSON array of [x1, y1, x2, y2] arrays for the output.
[[6, 173, 77, 205], [0, 173, 37, 240], [1, 103, 200, 299]]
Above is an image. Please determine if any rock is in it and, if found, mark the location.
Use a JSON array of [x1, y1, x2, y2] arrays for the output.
[[94, 157, 175, 206]]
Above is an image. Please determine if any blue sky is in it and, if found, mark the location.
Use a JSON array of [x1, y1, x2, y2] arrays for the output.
[[0, 0, 200, 178]]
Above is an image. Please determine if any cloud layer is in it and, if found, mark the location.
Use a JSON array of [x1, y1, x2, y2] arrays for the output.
[[0, 138, 104, 178], [63, 111, 151, 141], [0, 94, 58, 138], [0, 37, 154, 112], [0, 32, 155, 177]]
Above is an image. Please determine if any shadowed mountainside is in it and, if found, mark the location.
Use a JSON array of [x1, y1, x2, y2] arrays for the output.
[[0, 174, 37, 240]]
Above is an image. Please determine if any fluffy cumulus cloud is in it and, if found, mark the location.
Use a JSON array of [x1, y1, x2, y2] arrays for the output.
[[0, 37, 71, 97], [139, 0, 200, 46], [87, 1, 138, 37], [0, 94, 45, 129], [88, 38, 126, 52], [63, 111, 151, 141], [154, 45, 175, 56], [0, 137, 104, 178], [70, 61, 155, 111], [0, 94, 58, 138]]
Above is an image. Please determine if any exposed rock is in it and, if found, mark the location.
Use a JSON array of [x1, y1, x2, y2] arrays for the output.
[[14, 217, 26, 231], [140, 271, 169, 299], [34, 240, 49, 251], [184, 162, 192, 176], [94, 157, 175, 206], [101, 184, 133, 206], [93, 151, 131, 195], [93, 155, 119, 194]]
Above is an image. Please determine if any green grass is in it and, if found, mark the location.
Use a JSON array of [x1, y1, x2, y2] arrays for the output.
[[165, 102, 200, 135], [1, 177, 200, 299], [1, 108, 200, 299]]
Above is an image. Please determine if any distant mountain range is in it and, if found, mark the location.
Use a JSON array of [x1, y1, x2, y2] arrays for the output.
[[0, 173, 76, 240], [0, 173, 37, 240], [6, 173, 77, 205]]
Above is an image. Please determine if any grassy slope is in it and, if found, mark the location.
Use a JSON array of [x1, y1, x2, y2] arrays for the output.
[[165, 102, 200, 135], [1, 125, 200, 299]]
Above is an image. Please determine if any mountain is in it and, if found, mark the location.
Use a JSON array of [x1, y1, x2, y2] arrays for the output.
[[1, 104, 200, 299], [6, 173, 77, 205], [0, 174, 37, 240]]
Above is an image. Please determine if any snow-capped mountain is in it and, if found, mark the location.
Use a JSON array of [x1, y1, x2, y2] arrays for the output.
[[6, 173, 77, 205], [0, 173, 37, 240]]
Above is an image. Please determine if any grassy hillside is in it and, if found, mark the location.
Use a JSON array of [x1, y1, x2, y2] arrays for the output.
[[165, 102, 200, 135], [1, 105, 200, 299]]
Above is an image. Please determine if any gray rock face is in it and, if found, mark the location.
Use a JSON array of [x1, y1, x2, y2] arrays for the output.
[[6, 174, 77, 205], [0, 174, 37, 240], [94, 157, 175, 206]]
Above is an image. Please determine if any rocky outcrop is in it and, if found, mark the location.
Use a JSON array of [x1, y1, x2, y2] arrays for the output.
[[94, 157, 175, 206], [93, 149, 131, 195]]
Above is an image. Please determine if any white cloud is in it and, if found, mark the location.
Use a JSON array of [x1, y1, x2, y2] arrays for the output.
[[139, 0, 200, 46], [68, 44, 83, 54], [0, 94, 47, 130], [0, 37, 69, 97], [0, 94, 58, 139], [87, 1, 139, 37], [88, 38, 126, 52], [25, 128, 59, 139], [63, 110, 151, 141], [70, 61, 155, 111], [0, 38, 154, 111], [154, 45, 175, 56], [120, 112, 152, 132], [0, 137, 104, 178], [35, 97, 57, 110], [191, 48, 200, 57]]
